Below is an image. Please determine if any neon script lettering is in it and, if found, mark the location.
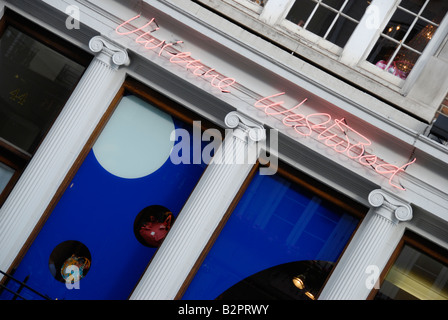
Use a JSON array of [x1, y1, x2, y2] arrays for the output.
[[116, 15, 236, 93], [255, 93, 416, 190], [115, 17, 415, 190]]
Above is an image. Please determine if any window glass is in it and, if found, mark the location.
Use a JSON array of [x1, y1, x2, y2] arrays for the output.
[[0, 162, 14, 194], [375, 244, 448, 300], [286, 0, 370, 48], [0, 26, 85, 153], [0, 94, 210, 300], [183, 170, 360, 300], [367, 0, 448, 80]]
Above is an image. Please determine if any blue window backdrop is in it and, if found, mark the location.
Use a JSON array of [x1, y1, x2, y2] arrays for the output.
[[182, 170, 361, 300], [0, 94, 208, 300]]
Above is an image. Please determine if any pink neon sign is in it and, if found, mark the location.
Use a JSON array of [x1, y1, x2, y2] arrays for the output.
[[116, 15, 236, 93], [255, 93, 416, 190], [115, 15, 415, 191]]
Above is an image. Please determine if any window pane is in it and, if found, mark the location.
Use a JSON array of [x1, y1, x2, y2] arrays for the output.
[[405, 18, 438, 51], [342, 0, 370, 21], [375, 245, 448, 300], [286, 0, 317, 27], [400, 0, 426, 14], [322, 0, 345, 10], [326, 16, 358, 47], [286, 0, 369, 48], [383, 8, 415, 42], [394, 46, 420, 76], [368, 36, 400, 66], [183, 171, 360, 300], [0, 26, 85, 153], [307, 6, 337, 38], [0, 162, 14, 194], [421, 0, 448, 23], [368, 0, 448, 80]]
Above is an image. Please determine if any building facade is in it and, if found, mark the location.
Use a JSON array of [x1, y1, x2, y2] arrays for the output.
[[0, 0, 447, 300]]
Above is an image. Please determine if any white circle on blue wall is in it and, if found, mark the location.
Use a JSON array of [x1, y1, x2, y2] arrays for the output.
[[93, 95, 175, 179]]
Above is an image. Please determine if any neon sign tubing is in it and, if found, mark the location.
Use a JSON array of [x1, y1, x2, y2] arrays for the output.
[[116, 15, 415, 190], [116, 15, 236, 93], [254, 93, 416, 190]]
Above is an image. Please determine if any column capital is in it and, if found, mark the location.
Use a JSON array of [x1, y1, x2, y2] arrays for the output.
[[224, 111, 265, 143], [89, 36, 130, 69], [368, 189, 413, 222]]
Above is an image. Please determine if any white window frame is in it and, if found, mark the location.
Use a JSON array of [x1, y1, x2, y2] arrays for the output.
[[256, 0, 448, 92], [355, 0, 448, 93], [277, 0, 369, 56]]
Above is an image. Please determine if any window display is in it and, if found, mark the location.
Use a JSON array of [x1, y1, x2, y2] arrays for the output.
[[182, 168, 361, 300], [374, 241, 448, 300], [0, 93, 209, 300]]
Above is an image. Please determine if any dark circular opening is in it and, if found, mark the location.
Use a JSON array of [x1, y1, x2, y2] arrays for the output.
[[134, 205, 174, 248], [48, 240, 91, 283]]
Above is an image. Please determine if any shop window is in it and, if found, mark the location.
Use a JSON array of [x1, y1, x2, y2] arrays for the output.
[[0, 10, 90, 207], [285, 0, 370, 49], [182, 164, 364, 300], [367, 0, 448, 80], [373, 233, 448, 300], [0, 79, 214, 300]]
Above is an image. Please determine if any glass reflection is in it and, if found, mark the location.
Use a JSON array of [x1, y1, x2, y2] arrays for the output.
[[0, 162, 14, 194], [375, 245, 448, 300], [286, 0, 369, 48], [0, 26, 85, 153], [182, 171, 359, 300], [368, 0, 448, 80]]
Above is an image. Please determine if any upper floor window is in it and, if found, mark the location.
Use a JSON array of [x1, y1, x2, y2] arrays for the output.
[[367, 0, 448, 80], [285, 0, 370, 49], [196, 0, 448, 118]]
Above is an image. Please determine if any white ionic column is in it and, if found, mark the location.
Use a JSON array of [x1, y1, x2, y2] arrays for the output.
[[130, 111, 266, 300], [318, 189, 413, 300], [0, 36, 130, 275]]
